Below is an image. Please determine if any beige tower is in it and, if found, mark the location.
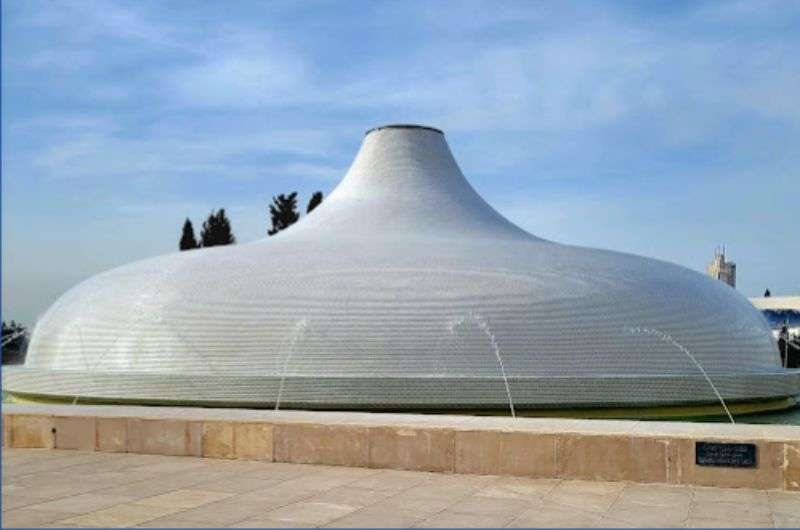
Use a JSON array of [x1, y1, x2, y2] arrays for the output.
[[707, 246, 736, 288]]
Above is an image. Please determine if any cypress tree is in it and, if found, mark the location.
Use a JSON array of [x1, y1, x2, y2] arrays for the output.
[[307, 191, 323, 214], [2, 321, 28, 364], [200, 209, 236, 247], [268, 193, 300, 236], [179, 218, 199, 251]]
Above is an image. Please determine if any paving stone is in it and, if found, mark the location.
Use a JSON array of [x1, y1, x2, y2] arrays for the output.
[[58, 502, 184, 527], [230, 517, 317, 528], [2, 492, 50, 511], [312, 465, 382, 481], [160, 497, 268, 526], [3, 447, 794, 530], [508, 504, 619, 528], [24, 493, 136, 514], [474, 477, 561, 500], [447, 495, 533, 517], [277, 472, 363, 493], [5, 480, 105, 501], [768, 490, 800, 517], [265, 500, 361, 525], [690, 500, 773, 524], [192, 476, 283, 494], [322, 506, 426, 528], [135, 516, 229, 528], [693, 486, 769, 504], [308, 486, 398, 507], [345, 468, 431, 492], [368, 493, 455, 517], [234, 485, 319, 508], [136, 489, 234, 509], [606, 502, 690, 527], [553, 479, 627, 496], [1, 508, 75, 528], [415, 509, 517, 528], [686, 516, 773, 528], [615, 483, 693, 507], [241, 461, 323, 481], [544, 490, 620, 513], [774, 513, 800, 528]]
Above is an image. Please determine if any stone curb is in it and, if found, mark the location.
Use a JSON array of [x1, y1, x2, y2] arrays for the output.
[[2, 404, 798, 491]]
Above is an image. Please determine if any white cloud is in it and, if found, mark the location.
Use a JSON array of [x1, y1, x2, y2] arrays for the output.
[[167, 51, 309, 109]]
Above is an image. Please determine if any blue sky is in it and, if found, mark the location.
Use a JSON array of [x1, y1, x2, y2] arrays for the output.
[[2, 0, 799, 325]]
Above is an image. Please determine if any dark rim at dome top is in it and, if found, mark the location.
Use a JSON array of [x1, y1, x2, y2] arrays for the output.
[[365, 124, 444, 136]]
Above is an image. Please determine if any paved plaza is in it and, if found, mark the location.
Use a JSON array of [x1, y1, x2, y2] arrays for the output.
[[2, 449, 799, 528]]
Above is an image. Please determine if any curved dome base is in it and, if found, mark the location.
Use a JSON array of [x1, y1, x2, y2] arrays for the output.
[[5, 389, 795, 421], [4, 367, 799, 419]]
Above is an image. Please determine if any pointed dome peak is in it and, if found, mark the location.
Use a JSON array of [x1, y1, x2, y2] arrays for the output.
[[365, 124, 443, 136], [283, 125, 542, 242]]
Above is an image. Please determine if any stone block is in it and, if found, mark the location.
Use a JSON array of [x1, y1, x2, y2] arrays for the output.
[[455, 430, 558, 477], [2, 415, 11, 447], [784, 442, 800, 491], [126, 419, 190, 456], [97, 417, 127, 452], [668, 438, 783, 490], [557, 435, 668, 483], [202, 422, 235, 459], [274, 423, 369, 467], [188, 421, 203, 457], [54, 416, 96, 451], [11, 415, 55, 448], [234, 422, 273, 461], [370, 427, 454, 472]]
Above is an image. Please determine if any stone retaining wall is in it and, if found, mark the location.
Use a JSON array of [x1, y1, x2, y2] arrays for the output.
[[2, 404, 798, 491]]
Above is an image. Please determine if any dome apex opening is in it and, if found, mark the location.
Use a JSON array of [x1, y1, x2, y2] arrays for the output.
[[365, 124, 443, 136]]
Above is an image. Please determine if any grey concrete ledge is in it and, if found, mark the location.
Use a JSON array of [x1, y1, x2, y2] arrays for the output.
[[3, 403, 799, 441]]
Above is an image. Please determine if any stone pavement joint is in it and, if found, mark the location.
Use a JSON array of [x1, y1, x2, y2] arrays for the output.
[[2, 449, 799, 528]]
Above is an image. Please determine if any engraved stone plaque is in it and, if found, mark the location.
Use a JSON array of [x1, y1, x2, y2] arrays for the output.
[[695, 441, 757, 468]]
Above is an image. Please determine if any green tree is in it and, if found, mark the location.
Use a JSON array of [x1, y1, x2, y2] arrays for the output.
[[268, 193, 300, 236], [307, 191, 323, 214], [2, 321, 28, 365], [179, 218, 199, 251], [200, 209, 236, 247]]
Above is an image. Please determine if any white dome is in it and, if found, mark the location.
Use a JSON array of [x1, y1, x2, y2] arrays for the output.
[[5, 125, 798, 412]]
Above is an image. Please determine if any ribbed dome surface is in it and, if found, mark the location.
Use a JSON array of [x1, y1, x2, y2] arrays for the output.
[[5, 125, 798, 411]]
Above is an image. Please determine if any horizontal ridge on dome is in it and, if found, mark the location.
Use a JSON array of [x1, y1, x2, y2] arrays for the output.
[[365, 124, 443, 136]]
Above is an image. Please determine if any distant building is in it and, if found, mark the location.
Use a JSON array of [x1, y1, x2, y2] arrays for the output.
[[707, 246, 736, 288]]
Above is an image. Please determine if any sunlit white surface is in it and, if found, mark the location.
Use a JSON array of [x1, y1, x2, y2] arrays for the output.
[[5, 125, 798, 409]]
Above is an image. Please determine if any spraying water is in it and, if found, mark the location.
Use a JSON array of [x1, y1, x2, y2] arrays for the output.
[[275, 318, 309, 411], [628, 327, 735, 424], [450, 313, 515, 418], [72, 327, 90, 405]]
